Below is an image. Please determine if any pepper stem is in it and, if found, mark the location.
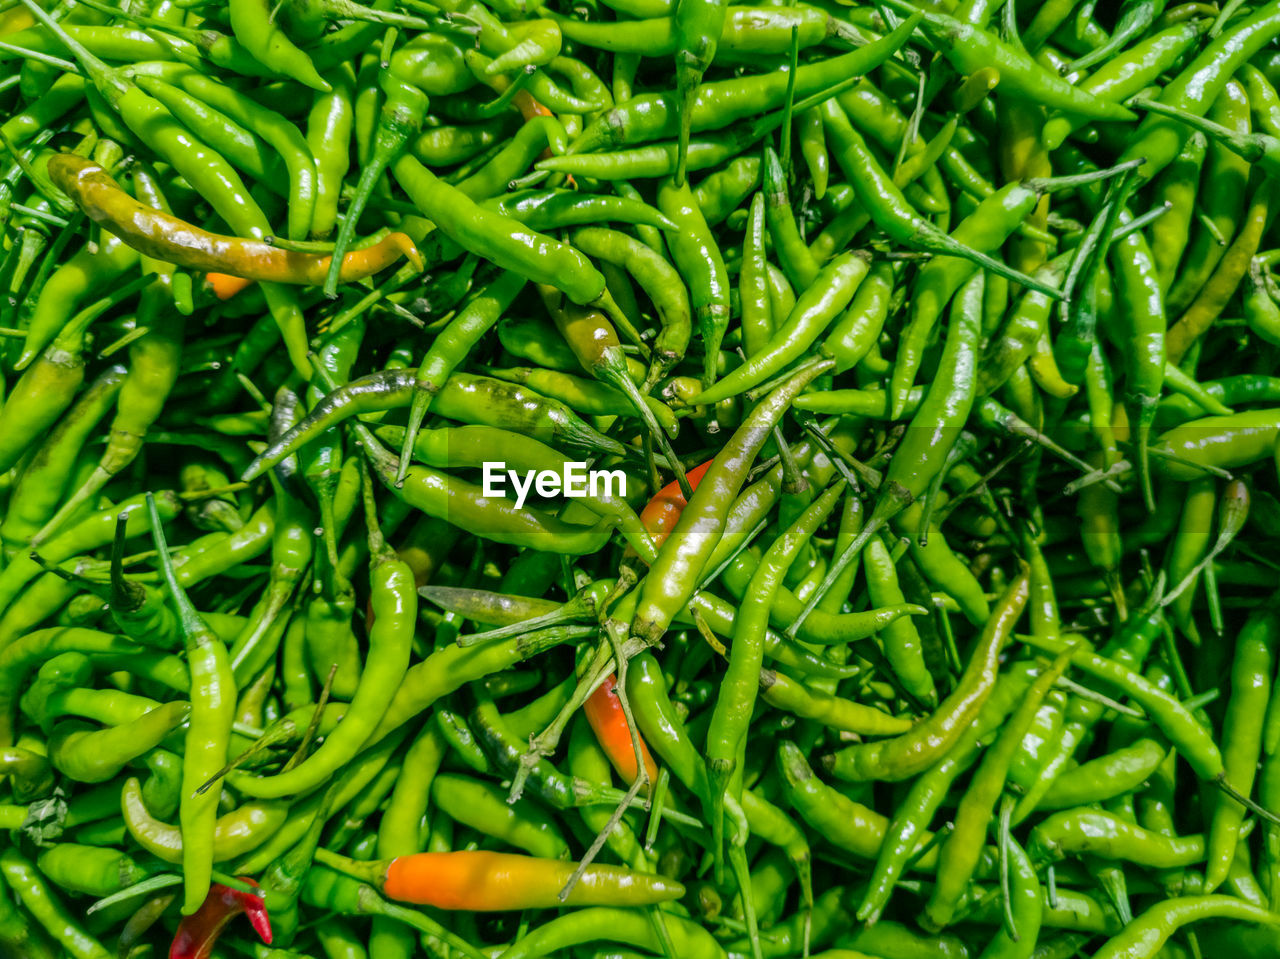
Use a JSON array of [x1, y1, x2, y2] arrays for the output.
[[361, 882, 488, 959], [977, 398, 1124, 492], [146, 492, 213, 649], [196, 715, 307, 796], [644, 766, 671, 850], [0, 39, 78, 74], [602, 614, 652, 802], [109, 513, 147, 612], [746, 29, 914, 146], [778, 26, 801, 175], [602, 565, 639, 615], [1054, 676, 1144, 717], [1160, 481, 1251, 608], [1132, 96, 1271, 166], [396, 382, 436, 489], [727, 830, 764, 959], [773, 425, 808, 496], [915, 431, 978, 545], [930, 438, 1027, 533], [507, 639, 614, 804], [1142, 443, 1234, 479], [705, 758, 732, 885], [559, 766, 646, 903], [361, 458, 397, 567], [311, 848, 391, 890], [282, 665, 337, 773], [673, 56, 700, 187], [593, 288, 651, 356], [1216, 775, 1280, 827], [1025, 157, 1146, 195], [17, 0, 127, 101], [27, 550, 107, 594], [324, 80, 428, 297], [602, 352, 693, 502], [18, 272, 156, 371]]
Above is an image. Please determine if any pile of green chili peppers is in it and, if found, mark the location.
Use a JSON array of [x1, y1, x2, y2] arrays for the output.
[[5, 0, 1280, 956]]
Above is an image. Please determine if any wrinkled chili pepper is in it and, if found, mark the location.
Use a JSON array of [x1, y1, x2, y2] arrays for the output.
[[169, 878, 272, 959]]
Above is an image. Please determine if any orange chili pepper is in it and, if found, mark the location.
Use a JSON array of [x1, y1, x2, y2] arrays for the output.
[[49, 155, 423, 288], [319, 849, 684, 911], [514, 89, 555, 122], [585, 673, 660, 786], [206, 273, 254, 301]]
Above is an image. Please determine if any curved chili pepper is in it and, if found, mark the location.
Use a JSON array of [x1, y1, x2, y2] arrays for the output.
[[572, 16, 919, 155], [228, 0, 328, 92], [1206, 603, 1280, 891], [49, 155, 422, 287], [0, 846, 110, 959], [691, 248, 870, 406], [892, 1, 1137, 120], [1093, 896, 1280, 959], [826, 565, 1030, 782]]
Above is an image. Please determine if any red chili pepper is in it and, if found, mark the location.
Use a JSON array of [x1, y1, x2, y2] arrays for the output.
[[169, 879, 271, 959], [585, 673, 660, 785], [639, 457, 716, 548]]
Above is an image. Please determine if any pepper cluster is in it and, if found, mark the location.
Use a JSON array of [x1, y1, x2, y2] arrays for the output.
[[2, 0, 1280, 957]]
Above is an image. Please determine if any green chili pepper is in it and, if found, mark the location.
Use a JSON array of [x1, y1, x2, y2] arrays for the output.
[[827, 565, 1029, 782], [146, 493, 236, 914]]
